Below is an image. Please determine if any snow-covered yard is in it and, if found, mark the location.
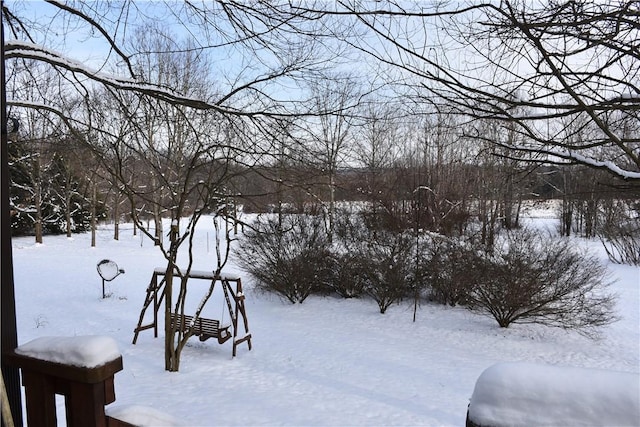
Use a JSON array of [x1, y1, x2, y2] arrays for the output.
[[11, 210, 640, 426]]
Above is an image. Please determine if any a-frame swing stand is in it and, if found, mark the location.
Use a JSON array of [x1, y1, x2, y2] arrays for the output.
[[132, 267, 252, 357]]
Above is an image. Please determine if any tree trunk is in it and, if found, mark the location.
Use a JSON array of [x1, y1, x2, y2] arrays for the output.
[[153, 178, 163, 245], [113, 192, 120, 241], [165, 220, 179, 372], [503, 173, 514, 230], [34, 178, 43, 244], [65, 189, 72, 237], [584, 197, 598, 238], [561, 197, 573, 237], [328, 170, 335, 244], [91, 181, 96, 247]]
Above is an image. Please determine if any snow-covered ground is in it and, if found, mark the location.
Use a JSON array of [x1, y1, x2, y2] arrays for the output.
[[11, 208, 640, 426]]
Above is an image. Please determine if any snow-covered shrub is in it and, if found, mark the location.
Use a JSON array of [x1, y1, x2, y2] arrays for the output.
[[418, 234, 479, 306], [467, 229, 617, 333], [333, 209, 418, 307], [235, 214, 333, 303], [356, 231, 417, 314], [329, 253, 367, 298], [333, 206, 369, 250], [330, 209, 378, 299], [598, 199, 640, 266]]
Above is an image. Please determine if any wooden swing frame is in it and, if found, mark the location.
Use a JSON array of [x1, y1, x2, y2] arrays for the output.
[[132, 267, 252, 357]]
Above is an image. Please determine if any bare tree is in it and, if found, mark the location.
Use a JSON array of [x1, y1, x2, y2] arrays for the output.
[[87, 30, 241, 370], [3, 1, 344, 375], [353, 100, 401, 216], [306, 1, 639, 182], [395, 109, 476, 238], [304, 74, 361, 242]]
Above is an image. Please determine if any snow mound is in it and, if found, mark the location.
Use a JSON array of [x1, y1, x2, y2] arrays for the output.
[[106, 405, 183, 426], [15, 335, 120, 368], [468, 362, 640, 427]]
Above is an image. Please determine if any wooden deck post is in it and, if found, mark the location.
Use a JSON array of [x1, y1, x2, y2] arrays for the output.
[[4, 352, 123, 427]]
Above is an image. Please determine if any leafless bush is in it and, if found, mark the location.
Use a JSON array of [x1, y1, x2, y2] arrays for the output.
[[330, 253, 367, 298], [468, 229, 617, 334], [333, 206, 370, 250], [235, 214, 332, 303], [334, 209, 417, 309], [598, 200, 640, 266], [418, 235, 479, 306], [356, 231, 417, 313]]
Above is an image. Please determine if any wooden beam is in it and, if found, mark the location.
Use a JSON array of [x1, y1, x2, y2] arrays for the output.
[[1, 3, 24, 425]]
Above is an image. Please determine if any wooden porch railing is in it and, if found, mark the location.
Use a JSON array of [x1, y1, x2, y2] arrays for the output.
[[4, 350, 134, 427]]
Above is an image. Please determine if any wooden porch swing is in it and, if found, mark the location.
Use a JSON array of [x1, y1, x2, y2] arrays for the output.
[[132, 267, 252, 357], [169, 313, 231, 344]]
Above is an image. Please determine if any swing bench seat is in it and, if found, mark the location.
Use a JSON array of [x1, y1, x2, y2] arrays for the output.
[[170, 313, 231, 344]]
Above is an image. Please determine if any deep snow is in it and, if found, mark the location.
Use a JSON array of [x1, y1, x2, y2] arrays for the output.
[[10, 207, 640, 426], [467, 362, 639, 426], [14, 335, 120, 368]]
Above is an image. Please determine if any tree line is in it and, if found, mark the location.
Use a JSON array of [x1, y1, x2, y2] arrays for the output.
[[8, 96, 635, 245]]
